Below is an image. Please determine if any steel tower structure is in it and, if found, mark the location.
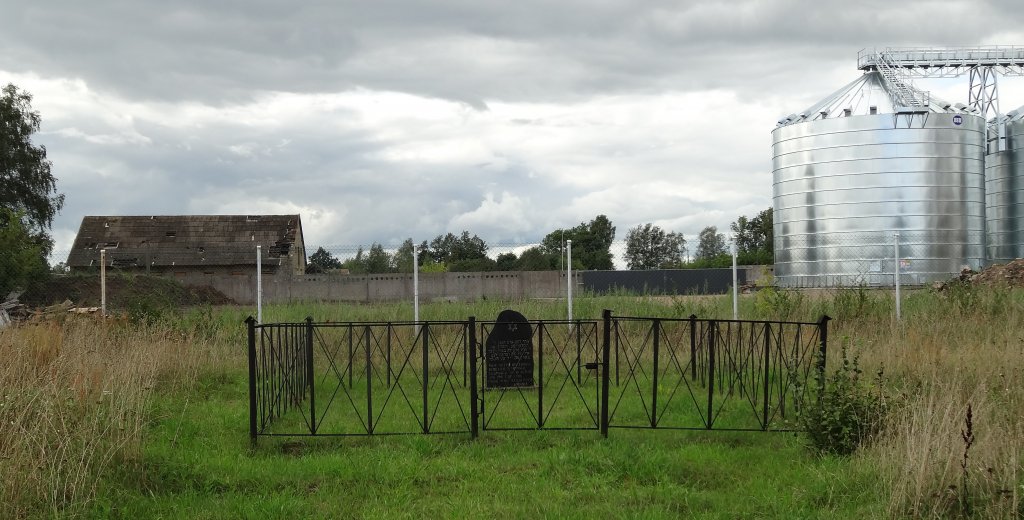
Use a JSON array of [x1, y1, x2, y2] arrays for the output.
[[858, 46, 1024, 149]]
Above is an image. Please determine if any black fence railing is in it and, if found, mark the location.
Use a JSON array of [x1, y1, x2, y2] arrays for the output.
[[608, 315, 829, 432], [246, 312, 829, 442]]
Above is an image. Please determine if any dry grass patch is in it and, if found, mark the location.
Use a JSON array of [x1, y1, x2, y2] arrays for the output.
[[0, 316, 209, 519]]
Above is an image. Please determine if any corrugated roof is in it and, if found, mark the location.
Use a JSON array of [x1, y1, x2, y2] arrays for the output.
[[776, 71, 976, 128], [66, 215, 303, 268]]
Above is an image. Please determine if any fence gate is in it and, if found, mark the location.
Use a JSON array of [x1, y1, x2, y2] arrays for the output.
[[477, 311, 610, 435]]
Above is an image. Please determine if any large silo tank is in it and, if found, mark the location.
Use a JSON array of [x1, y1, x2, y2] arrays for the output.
[[986, 109, 1024, 264], [772, 72, 986, 287]]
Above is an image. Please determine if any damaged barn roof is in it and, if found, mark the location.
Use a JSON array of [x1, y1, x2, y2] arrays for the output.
[[66, 215, 304, 269]]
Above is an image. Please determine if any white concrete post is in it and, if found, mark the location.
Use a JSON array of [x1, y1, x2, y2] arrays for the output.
[[566, 239, 573, 322], [100, 249, 107, 317], [894, 232, 901, 321], [731, 241, 738, 320], [413, 246, 419, 324], [256, 245, 263, 324]]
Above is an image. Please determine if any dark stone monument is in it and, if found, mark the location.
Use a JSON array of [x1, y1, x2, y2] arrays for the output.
[[485, 309, 534, 388]]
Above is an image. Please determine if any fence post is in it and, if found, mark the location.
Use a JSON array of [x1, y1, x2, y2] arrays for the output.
[[469, 317, 478, 439], [413, 246, 419, 324], [731, 242, 738, 320], [762, 322, 771, 431], [256, 245, 263, 324], [894, 232, 901, 321], [567, 239, 573, 322], [706, 320, 716, 429], [614, 318, 620, 386], [386, 323, 392, 388], [688, 314, 697, 381], [538, 321, 545, 428], [306, 316, 316, 435], [247, 316, 258, 444], [601, 309, 612, 438], [817, 315, 831, 390], [422, 323, 430, 434], [99, 248, 107, 317], [651, 319, 660, 428], [365, 325, 373, 434]]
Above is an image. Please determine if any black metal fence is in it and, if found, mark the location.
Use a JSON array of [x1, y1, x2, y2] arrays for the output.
[[246, 311, 829, 442]]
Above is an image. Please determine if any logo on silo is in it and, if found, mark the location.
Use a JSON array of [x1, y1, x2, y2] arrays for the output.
[[953, 115, 963, 126]]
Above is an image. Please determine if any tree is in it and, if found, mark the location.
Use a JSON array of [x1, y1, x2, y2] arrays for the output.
[[363, 243, 392, 273], [695, 226, 727, 260], [729, 207, 774, 264], [494, 252, 519, 271], [748, 208, 774, 254], [539, 214, 616, 270], [340, 247, 367, 274], [1, 84, 64, 254], [392, 239, 417, 273], [0, 209, 48, 295], [624, 223, 686, 270], [516, 247, 555, 271], [730, 216, 753, 254], [427, 231, 488, 266], [306, 247, 342, 274]]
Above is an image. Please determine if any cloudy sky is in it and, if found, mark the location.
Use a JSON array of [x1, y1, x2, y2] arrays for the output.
[[4, 0, 1024, 260]]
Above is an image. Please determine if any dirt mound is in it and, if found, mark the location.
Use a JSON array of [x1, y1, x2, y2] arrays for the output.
[[935, 259, 1024, 290], [968, 259, 1024, 287], [19, 274, 234, 309]]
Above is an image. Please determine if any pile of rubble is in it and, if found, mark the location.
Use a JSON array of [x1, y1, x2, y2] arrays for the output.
[[1, 292, 28, 329], [0, 292, 99, 330], [934, 259, 1024, 290]]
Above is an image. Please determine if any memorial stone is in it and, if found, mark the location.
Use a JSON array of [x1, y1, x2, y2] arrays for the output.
[[485, 309, 534, 388]]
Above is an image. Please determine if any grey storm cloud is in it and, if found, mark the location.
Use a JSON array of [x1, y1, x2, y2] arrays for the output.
[[2, 0, 1023, 259], [5, 0, 1020, 105]]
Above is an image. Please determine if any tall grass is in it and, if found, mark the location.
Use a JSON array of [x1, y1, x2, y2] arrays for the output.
[[0, 316, 211, 518], [748, 284, 1024, 518], [2, 287, 1021, 517]]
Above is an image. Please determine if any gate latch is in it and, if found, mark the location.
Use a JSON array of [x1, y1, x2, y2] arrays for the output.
[[584, 362, 599, 370]]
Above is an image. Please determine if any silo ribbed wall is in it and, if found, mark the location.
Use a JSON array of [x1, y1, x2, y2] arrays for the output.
[[772, 113, 986, 287], [986, 120, 1024, 264]]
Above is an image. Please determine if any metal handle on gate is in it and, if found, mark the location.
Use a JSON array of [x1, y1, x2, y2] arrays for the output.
[[584, 362, 599, 370]]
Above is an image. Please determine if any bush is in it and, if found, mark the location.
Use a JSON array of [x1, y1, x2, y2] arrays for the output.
[[752, 285, 804, 321], [798, 343, 888, 456]]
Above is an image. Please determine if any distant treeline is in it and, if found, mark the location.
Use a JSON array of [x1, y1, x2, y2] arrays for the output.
[[306, 209, 773, 274]]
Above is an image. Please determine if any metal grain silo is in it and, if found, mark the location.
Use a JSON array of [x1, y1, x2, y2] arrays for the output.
[[772, 71, 986, 287], [986, 109, 1024, 264]]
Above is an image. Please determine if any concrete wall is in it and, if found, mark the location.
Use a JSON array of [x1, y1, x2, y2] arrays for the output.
[[179, 267, 769, 305]]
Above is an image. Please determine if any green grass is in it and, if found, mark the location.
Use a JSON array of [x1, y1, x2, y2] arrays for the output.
[[11, 288, 1020, 517], [90, 369, 885, 519], [77, 295, 893, 519]]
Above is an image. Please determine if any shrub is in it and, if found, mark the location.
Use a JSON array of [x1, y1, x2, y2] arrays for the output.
[[752, 285, 804, 321], [798, 343, 888, 456]]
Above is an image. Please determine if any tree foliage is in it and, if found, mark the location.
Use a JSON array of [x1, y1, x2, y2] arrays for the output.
[[624, 223, 686, 270], [695, 226, 727, 260], [306, 247, 342, 274], [427, 231, 488, 267], [539, 214, 616, 270], [730, 207, 773, 264], [0, 208, 48, 295], [1, 84, 64, 254]]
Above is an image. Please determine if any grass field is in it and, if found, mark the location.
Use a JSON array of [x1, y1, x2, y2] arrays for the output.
[[2, 287, 1022, 518]]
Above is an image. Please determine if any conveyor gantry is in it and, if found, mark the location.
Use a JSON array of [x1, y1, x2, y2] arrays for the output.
[[858, 46, 1024, 120]]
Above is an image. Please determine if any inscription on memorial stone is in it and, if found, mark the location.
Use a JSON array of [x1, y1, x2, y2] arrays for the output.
[[485, 309, 534, 388]]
